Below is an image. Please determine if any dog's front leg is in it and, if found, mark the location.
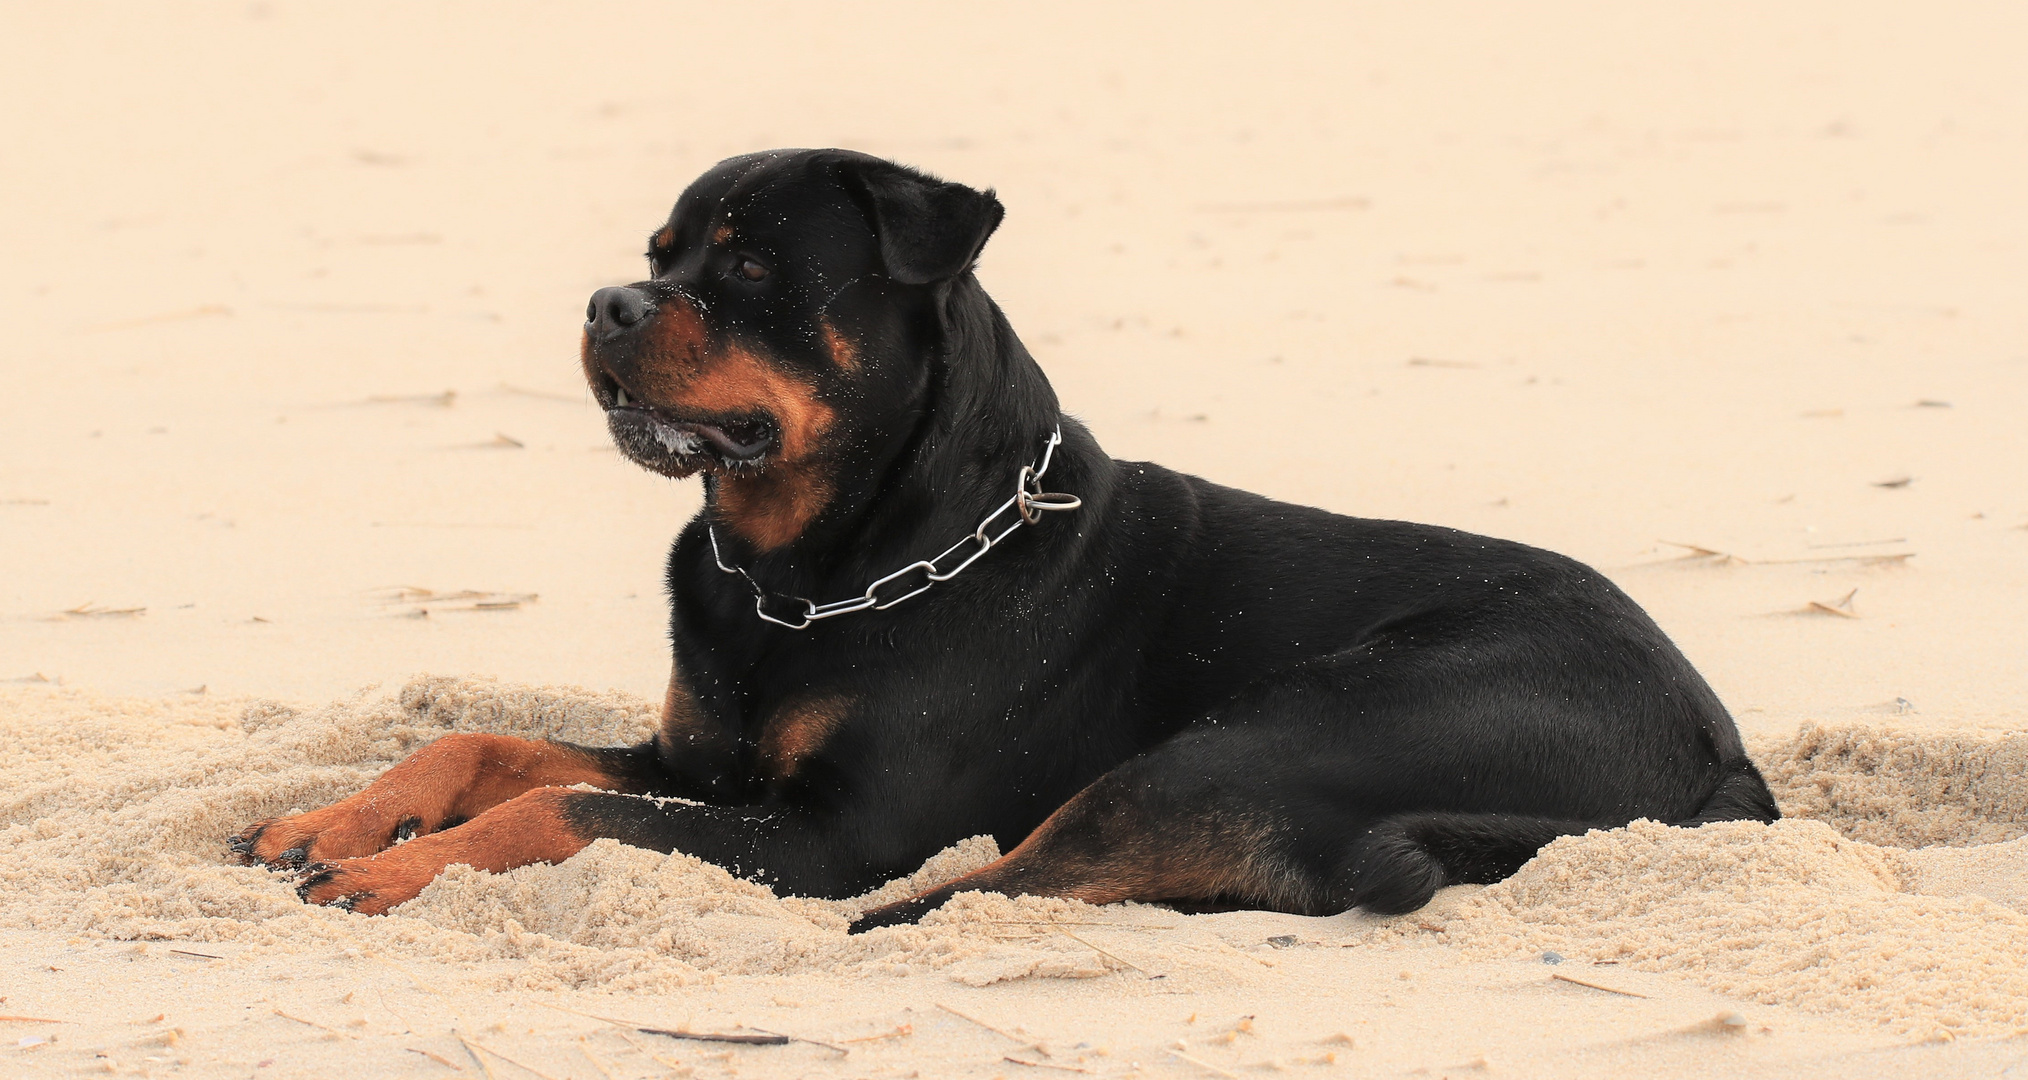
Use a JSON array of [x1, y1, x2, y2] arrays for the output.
[[295, 790, 846, 914], [232, 735, 663, 869]]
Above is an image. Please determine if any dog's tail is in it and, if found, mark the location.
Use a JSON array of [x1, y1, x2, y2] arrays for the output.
[[1669, 756, 1782, 827], [1339, 758, 1782, 916]]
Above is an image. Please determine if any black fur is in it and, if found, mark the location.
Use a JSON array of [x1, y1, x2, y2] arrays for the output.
[[566, 149, 1779, 928]]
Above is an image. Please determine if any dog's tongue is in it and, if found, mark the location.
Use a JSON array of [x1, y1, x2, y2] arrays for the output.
[[675, 420, 770, 461]]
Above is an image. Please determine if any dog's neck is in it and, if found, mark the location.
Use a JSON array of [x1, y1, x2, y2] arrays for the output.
[[703, 276, 1071, 597]]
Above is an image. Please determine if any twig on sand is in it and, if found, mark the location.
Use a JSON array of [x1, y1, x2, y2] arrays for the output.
[[539, 1001, 796, 1048], [272, 1007, 356, 1038], [988, 919, 1177, 930], [63, 602, 146, 618], [1167, 1047, 1242, 1078], [612, 1028, 688, 1071], [454, 1033, 501, 1080], [168, 949, 223, 960], [576, 1036, 619, 1079], [462, 1036, 564, 1080], [1055, 926, 1154, 975], [405, 1047, 464, 1071], [637, 1026, 791, 1046], [746, 1026, 849, 1054], [936, 1002, 1052, 1057], [0, 1015, 69, 1024], [1660, 540, 1913, 568], [1658, 540, 1745, 565], [1805, 588, 1860, 618], [1552, 972, 1648, 998], [1758, 552, 1912, 566], [1006, 1055, 1094, 1073]]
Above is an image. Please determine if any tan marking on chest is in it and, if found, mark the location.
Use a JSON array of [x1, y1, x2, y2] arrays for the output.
[[757, 695, 853, 781], [661, 662, 712, 745]]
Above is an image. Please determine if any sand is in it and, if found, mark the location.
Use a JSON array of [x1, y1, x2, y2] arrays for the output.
[[4, 1, 2027, 1076], [8, 680, 2028, 1078]]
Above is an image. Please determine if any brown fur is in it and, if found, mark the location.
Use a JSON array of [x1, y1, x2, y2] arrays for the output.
[[818, 319, 861, 372], [675, 346, 837, 551], [660, 661, 737, 762], [860, 784, 1310, 920], [595, 292, 840, 550], [233, 734, 633, 866], [712, 224, 734, 245], [295, 788, 593, 915], [757, 695, 853, 781]]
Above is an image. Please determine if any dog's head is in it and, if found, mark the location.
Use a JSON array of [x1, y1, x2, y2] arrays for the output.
[[581, 149, 1004, 550]]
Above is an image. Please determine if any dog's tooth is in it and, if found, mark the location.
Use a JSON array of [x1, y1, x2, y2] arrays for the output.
[[615, 386, 629, 406]]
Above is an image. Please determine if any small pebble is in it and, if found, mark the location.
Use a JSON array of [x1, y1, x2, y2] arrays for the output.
[[1266, 935, 1299, 948], [1541, 951, 1564, 965]]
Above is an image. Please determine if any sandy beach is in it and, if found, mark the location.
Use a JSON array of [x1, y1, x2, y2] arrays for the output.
[[4, 2, 2027, 1076]]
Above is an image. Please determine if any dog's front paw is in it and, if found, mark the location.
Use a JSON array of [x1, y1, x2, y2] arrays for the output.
[[231, 807, 435, 870], [231, 817, 326, 869], [294, 852, 435, 916]]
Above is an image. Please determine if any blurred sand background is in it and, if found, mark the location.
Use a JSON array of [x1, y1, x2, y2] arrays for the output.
[[3, 2, 2028, 1077]]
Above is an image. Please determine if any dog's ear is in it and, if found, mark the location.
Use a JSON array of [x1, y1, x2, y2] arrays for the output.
[[840, 157, 1005, 285]]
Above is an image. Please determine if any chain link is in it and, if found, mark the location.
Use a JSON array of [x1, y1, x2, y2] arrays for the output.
[[708, 427, 1081, 629]]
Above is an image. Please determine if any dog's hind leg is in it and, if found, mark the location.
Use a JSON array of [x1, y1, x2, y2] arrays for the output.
[[850, 629, 1738, 932], [849, 729, 1353, 932], [1330, 811, 1596, 914], [232, 734, 661, 869], [848, 761, 1602, 931]]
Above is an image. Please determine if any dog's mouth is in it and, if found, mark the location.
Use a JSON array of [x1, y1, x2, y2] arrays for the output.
[[594, 371, 778, 473]]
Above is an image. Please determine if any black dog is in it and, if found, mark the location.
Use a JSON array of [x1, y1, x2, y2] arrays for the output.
[[233, 149, 1779, 926]]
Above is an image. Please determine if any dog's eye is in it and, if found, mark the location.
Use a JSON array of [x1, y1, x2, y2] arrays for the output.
[[735, 257, 769, 282]]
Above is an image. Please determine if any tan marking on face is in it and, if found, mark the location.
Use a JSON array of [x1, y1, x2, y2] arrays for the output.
[[615, 294, 838, 550], [819, 319, 861, 372], [640, 294, 711, 376], [681, 348, 837, 550], [757, 695, 852, 781], [712, 224, 734, 244], [653, 226, 676, 250]]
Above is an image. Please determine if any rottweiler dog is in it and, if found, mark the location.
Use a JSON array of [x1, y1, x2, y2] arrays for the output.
[[233, 149, 1779, 927]]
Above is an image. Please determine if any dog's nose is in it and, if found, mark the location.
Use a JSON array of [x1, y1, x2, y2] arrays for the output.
[[586, 286, 652, 336]]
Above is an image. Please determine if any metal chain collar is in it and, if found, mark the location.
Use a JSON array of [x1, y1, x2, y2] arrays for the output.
[[707, 426, 1082, 630]]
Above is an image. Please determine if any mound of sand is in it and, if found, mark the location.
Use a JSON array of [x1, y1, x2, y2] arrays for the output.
[[1409, 819, 2028, 1039], [5, 677, 2028, 1044], [0, 678, 1157, 997]]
